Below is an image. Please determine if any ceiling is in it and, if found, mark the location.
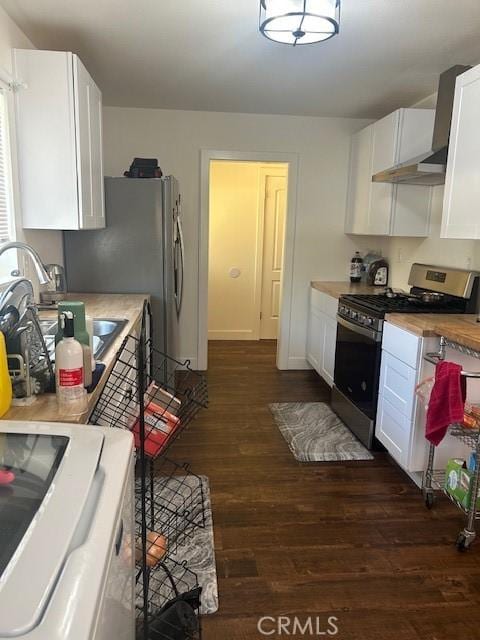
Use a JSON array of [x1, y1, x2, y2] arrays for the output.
[[2, 0, 480, 118]]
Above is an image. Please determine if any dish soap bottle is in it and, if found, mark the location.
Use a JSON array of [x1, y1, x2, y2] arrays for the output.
[[350, 251, 363, 283], [55, 311, 87, 415], [0, 331, 12, 417]]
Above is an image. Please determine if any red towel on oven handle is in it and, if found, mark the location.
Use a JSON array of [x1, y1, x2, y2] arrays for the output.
[[425, 361, 466, 446]]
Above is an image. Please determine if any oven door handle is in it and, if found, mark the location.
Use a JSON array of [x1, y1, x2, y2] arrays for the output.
[[336, 315, 382, 342]]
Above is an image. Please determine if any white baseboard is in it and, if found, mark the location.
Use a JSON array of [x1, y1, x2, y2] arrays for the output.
[[208, 329, 256, 340], [281, 356, 311, 370]]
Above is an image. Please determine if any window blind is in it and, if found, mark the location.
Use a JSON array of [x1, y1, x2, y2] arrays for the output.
[[0, 89, 12, 245]]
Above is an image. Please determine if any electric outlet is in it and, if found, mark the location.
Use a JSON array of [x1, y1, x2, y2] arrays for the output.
[[397, 248, 404, 263], [466, 256, 472, 269]]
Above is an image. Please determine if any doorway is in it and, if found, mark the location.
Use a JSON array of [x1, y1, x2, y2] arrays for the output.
[[198, 150, 299, 371], [207, 161, 288, 343]]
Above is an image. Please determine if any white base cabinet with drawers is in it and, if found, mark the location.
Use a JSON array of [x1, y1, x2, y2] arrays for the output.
[[376, 322, 472, 485], [306, 288, 338, 387], [376, 323, 421, 470]]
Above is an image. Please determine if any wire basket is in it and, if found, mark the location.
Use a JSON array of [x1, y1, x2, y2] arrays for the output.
[[90, 335, 208, 460], [136, 559, 202, 640], [134, 457, 206, 561], [93, 302, 207, 638]]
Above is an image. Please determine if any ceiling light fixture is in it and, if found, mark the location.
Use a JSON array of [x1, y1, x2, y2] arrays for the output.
[[259, 0, 340, 46]]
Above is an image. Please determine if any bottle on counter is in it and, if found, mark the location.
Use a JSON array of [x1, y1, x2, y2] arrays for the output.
[[55, 302, 92, 388], [0, 331, 12, 418], [55, 301, 89, 346], [350, 251, 363, 283], [55, 311, 87, 415]]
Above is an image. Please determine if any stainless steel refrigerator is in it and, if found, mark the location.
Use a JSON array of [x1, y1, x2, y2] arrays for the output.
[[63, 176, 184, 358]]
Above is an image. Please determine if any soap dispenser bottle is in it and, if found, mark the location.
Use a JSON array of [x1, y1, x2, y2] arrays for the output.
[[55, 311, 87, 414]]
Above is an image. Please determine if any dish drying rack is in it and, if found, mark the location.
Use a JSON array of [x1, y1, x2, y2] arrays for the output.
[[90, 301, 208, 639], [422, 336, 480, 551]]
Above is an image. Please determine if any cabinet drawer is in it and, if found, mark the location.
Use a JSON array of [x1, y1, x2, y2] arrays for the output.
[[376, 394, 411, 468], [382, 322, 420, 368], [379, 351, 417, 419]]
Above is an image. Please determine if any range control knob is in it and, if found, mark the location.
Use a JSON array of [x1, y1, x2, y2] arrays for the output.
[[351, 311, 358, 320], [365, 317, 374, 326]]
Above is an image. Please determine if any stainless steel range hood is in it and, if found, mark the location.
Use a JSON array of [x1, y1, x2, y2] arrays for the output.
[[372, 65, 471, 186]]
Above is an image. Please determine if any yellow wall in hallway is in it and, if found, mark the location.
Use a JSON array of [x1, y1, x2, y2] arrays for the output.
[[208, 161, 287, 340]]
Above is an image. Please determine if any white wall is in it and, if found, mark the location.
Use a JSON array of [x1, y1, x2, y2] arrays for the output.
[[103, 106, 375, 367], [0, 5, 64, 290]]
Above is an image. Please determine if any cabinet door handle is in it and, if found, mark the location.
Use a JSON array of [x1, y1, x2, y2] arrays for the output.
[[115, 519, 124, 556]]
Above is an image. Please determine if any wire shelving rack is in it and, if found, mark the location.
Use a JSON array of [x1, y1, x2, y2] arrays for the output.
[[90, 301, 208, 638], [422, 336, 480, 551]]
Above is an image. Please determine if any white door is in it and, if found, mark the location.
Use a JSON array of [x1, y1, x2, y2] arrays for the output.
[[320, 315, 337, 387], [442, 64, 480, 239], [89, 81, 105, 228], [73, 55, 105, 230], [260, 174, 287, 339], [369, 111, 398, 235], [306, 307, 324, 375], [345, 125, 373, 234]]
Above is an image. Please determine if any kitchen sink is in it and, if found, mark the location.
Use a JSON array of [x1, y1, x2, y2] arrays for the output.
[[38, 317, 128, 363]]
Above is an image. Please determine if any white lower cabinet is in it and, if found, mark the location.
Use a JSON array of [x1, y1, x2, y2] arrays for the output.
[[377, 322, 478, 483], [376, 323, 422, 472], [306, 307, 323, 373], [376, 351, 418, 469], [307, 288, 338, 387], [376, 395, 411, 468], [321, 315, 337, 386]]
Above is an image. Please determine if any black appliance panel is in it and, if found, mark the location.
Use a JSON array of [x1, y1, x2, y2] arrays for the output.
[[334, 318, 382, 420]]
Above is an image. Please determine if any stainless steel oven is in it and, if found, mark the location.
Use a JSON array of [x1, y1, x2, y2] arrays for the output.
[[332, 315, 382, 449], [330, 262, 480, 450]]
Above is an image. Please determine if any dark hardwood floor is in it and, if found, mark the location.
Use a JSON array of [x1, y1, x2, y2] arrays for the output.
[[169, 340, 480, 639]]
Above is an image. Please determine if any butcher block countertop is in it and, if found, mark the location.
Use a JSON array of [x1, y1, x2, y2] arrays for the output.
[[386, 313, 480, 350], [311, 281, 383, 298], [3, 292, 148, 424]]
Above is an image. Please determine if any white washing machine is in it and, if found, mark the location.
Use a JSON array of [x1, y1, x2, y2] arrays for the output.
[[0, 421, 135, 640]]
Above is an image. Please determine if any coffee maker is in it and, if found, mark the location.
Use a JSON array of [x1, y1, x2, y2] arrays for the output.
[[361, 253, 389, 287]]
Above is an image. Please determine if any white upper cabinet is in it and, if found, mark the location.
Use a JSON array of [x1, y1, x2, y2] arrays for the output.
[[344, 126, 374, 235], [345, 108, 435, 237], [14, 49, 105, 230], [441, 64, 480, 239]]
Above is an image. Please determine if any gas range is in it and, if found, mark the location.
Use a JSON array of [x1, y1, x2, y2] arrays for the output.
[[338, 290, 468, 335], [331, 263, 480, 450]]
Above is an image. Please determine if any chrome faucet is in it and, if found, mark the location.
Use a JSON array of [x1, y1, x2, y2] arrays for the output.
[[0, 241, 52, 286]]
